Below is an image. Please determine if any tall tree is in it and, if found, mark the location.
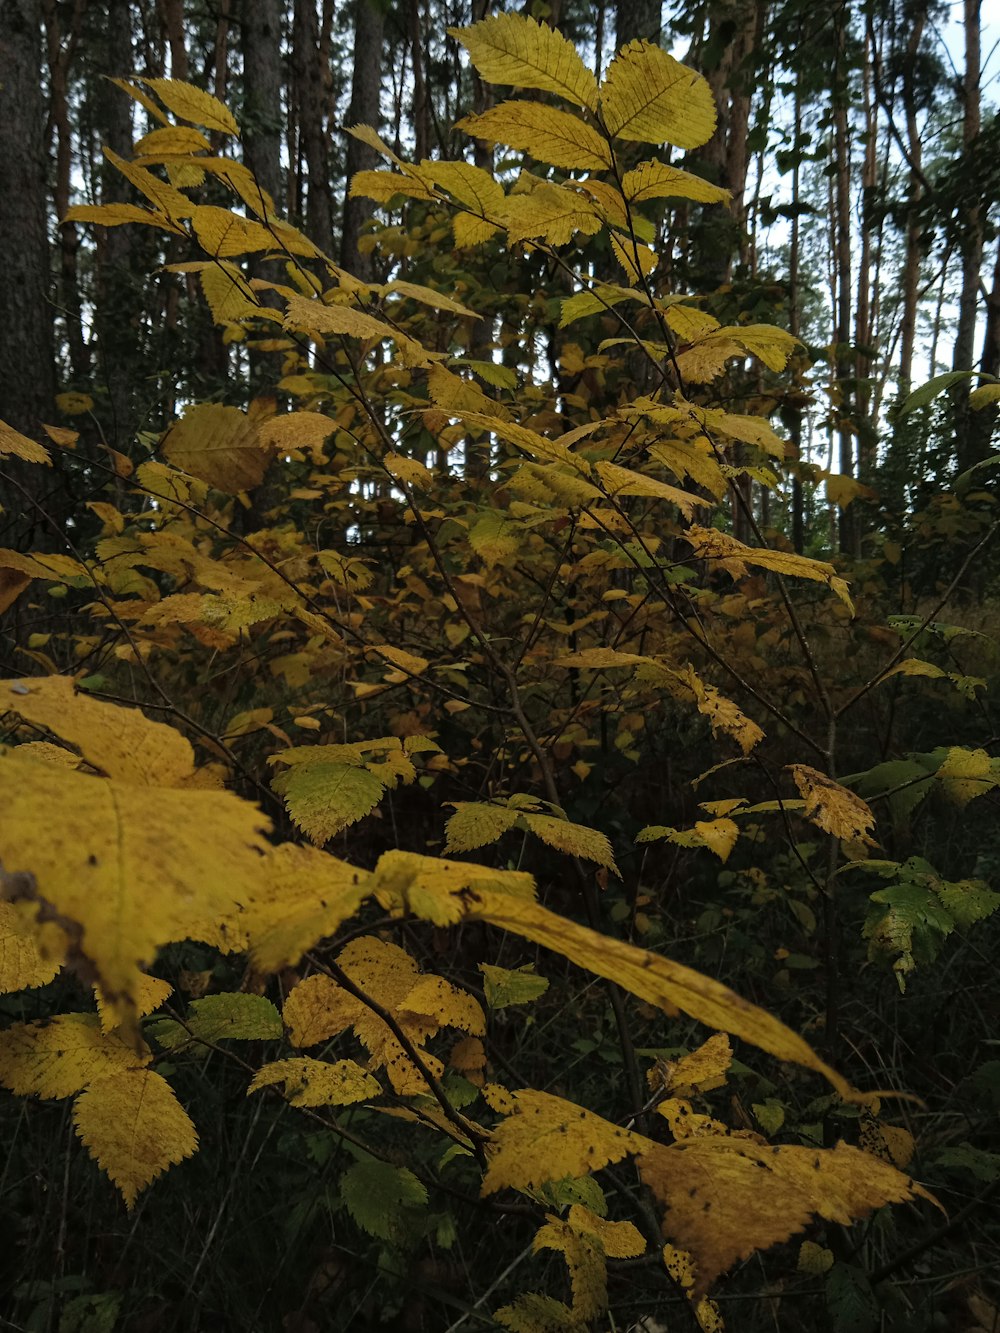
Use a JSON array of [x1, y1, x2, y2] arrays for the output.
[[341, 0, 385, 279], [292, 0, 334, 249], [0, 0, 56, 440]]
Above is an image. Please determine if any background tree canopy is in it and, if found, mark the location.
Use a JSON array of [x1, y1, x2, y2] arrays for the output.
[[0, 2, 998, 1330]]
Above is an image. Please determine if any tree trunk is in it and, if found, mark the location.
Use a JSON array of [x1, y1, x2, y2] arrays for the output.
[[292, 0, 334, 251], [0, 0, 56, 444], [952, 0, 983, 472], [615, 0, 661, 49], [341, 0, 384, 280]]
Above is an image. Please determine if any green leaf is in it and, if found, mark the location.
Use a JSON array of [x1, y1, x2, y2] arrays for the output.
[[480, 962, 549, 1009], [184, 993, 283, 1043], [897, 370, 995, 416], [340, 1158, 429, 1244], [825, 1264, 879, 1333], [444, 802, 521, 853]]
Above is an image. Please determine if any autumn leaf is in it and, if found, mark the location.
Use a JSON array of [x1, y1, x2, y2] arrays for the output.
[[456, 101, 611, 172], [73, 1068, 198, 1209], [270, 759, 387, 844], [599, 40, 717, 148], [450, 13, 599, 110], [0, 1013, 149, 1098], [0, 900, 61, 993], [161, 402, 270, 492], [374, 851, 854, 1096], [0, 757, 271, 1028], [141, 77, 239, 136], [246, 843, 370, 973], [1, 676, 198, 787], [638, 1137, 930, 1295], [790, 764, 877, 845], [0, 418, 51, 465], [248, 1057, 381, 1107], [482, 1089, 644, 1195]]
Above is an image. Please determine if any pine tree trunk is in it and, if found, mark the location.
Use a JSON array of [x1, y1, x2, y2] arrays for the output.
[[952, 0, 983, 472], [0, 0, 56, 443], [341, 0, 384, 281]]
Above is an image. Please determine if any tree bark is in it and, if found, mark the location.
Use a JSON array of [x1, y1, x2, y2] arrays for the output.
[[0, 0, 56, 441], [615, 0, 661, 49], [292, 0, 334, 251], [341, 0, 384, 280], [951, 0, 983, 472]]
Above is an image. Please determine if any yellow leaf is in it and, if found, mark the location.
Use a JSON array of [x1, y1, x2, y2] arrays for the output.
[[271, 760, 386, 844], [349, 169, 437, 204], [141, 77, 239, 136], [0, 1012, 149, 1097], [483, 1089, 643, 1194], [638, 1137, 929, 1295], [636, 819, 739, 863], [712, 323, 799, 372], [458, 412, 586, 470], [101, 148, 193, 221], [550, 647, 650, 669], [134, 124, 212, 157], [450, 13, 599, 111], [685, 527, 851, 607], [282, 292, 433, 368], [200, 261, 261, 323], [189, 205, 275, 258], [494, 1294, 584, 1332], [600, 42, 716, 149], [671, 664, 765, 755], [248, 1056, 381, 1107], [161, 402, 269, 492], [383, 279, 479, 318], [568, 1205, 644, 1259], [881, 658, 947, 682], [283, 972, 362, 1048], [247, 844, 369, 973], [936, 746, 1000, 806], [790, 765, 876, 844], [95, 975, 172, 1031], [661, 1246, 726, 1330], [73, 1068, 198, 1209], [621, 160, 729, 205], [610, 231, 657, 284], [385, 451, 433, 489], [0, 900, 61, 992], [445, 802, 521, 853], [534, 1215, 607, 1319], [456, 101, 611, 172], [0, 418, 51, 465], [503, 183, 603, 247], [656, 1034, 733, 1096], [648, 439, 727, 500], [521, 812, 620, 875], [824, 472, 875, 509], [374, 852, 853, 1096], [469, 510, 523, 566], [0, 758, 271, 1027], [257, 410, 334, 459], [65, 202, 178, 231], [969, 383, 1000, 409], [594, 459, 707, 520], [0, 676, 198, 787]]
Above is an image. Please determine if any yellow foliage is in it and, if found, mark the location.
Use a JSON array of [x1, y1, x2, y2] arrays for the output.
[[456, 101, 611, 172], [161, 402, 270, 492], [141, 77, 239, 136], [621, 160, 729, 205], [450, 13, 599, 111], [0, 901, 61, 993], [248, 1057, 381, 1107], [282, 291, 434, 368], [374, 850, 853, 1094], [0, 757, 271, 1028], [0, 1012, 148, 1098], [936, 746, 1000, 806], [599, 40, 717, 148], [790, 764, 877, 845], [639, 1137, 929, 1295], [482, 1089, 644, 1195], [0, 418, 51, 465], [73, 1068, 198, 1209], [1, 676, 198, 787]]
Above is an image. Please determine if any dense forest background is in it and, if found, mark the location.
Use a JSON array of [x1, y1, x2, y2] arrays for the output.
[[2, 1, 1000, 1331]]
